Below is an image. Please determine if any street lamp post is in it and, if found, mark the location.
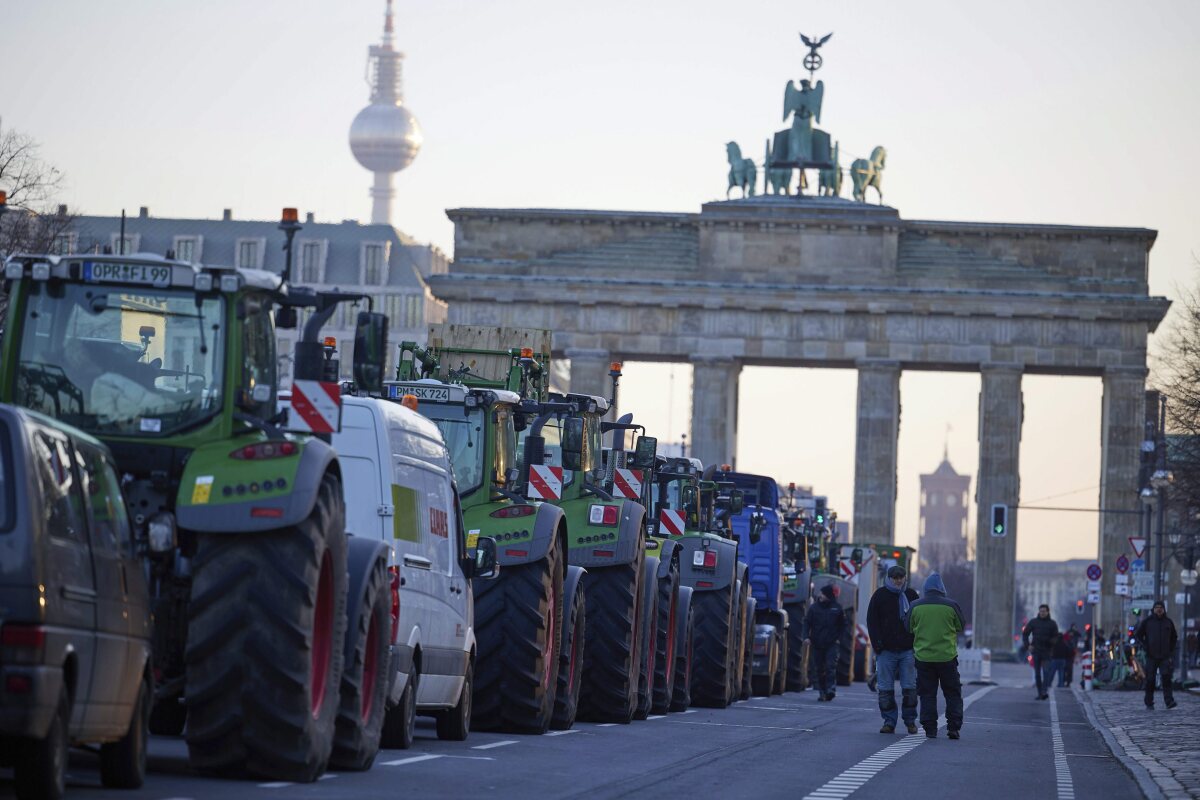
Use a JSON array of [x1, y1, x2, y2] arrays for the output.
[[1150, 394, 1171, 604]]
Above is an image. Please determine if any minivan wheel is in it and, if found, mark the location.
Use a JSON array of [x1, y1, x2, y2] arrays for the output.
[[436, 661, 472, 741], [380, 665, 416, 750], [101, 675, 150, 788], [15, 685, 69, 800]]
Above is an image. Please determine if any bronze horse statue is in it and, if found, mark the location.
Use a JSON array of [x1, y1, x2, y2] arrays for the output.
[[726, 142, 757, 199], [850, 146, 886, 203]]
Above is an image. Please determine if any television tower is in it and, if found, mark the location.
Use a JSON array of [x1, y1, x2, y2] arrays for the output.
[[349, 0, 422, 225]]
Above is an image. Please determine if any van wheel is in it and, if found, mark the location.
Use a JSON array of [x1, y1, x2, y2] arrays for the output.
[[331, 557, 391, 770], [380, 665, 416, 749], [14, 685, 69, 800], [577, 551, 644, 724], [185, 471, 348, 782], [101, 675, 150, 788], [436, 661, 472, 741], [148, 696, 186, 736], [551, 573, 585, 730]]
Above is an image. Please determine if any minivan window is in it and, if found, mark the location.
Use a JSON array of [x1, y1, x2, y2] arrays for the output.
[[0, 420, 13, 532], [35, 433, 87, 543], [80, 444, 133, 557]]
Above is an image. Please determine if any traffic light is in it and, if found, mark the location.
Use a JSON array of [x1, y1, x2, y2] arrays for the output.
[[814, 497, 827, 526], [1075, 599, 1084, 615], [1132, 607, 1141, 617], [990, 503, 1008, 537]]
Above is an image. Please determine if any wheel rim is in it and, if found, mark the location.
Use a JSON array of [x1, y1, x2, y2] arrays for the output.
[[311, 551, 334, 718], [361, 611, 381, 722], [541, 576, 556, 690]]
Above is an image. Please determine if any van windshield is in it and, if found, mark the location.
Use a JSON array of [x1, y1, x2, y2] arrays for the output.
[[417, 404, 485, 497]]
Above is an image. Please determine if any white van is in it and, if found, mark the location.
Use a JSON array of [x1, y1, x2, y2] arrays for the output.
[[333, 395, 495, 747]]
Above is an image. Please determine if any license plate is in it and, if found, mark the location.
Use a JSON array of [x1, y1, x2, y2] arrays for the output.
[[83, 261, 172, 288], [390, 384, 450, 402]]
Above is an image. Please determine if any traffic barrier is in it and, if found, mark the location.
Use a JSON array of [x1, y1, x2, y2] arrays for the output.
[[960, 648, 997, 685], [1081, 650, 1093, 691]]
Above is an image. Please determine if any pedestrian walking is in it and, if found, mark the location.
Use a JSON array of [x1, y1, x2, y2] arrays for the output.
[[1045, 633, 1071, 688], [1134, 601, 1179, 710], [804, 584, 846, 702], [867, 565, 920, 734], [1063, 623, 1080, 685], [1021, 605, 1059, 699], [906, 573, 966, 740]]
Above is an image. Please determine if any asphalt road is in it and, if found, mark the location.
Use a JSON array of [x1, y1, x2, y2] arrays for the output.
[[1, 665, 1143, 800]]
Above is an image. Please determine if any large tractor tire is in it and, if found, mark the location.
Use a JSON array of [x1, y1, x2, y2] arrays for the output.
[[739, 597, 756, 701], [689, 585, 734, 708], [634, 557, 660, 720], [185, 471, 348, 783], [837, 606, 855, 687], [578, 550, 645, 724], [650, 565, 680, 714], [551, 567, 586, 730], [786, 604, 808, 692], [472, 542, 564, 734], [149, 697, 187, 736], [331, 555, 391, 771], [669, 591, 695, 712], [772, 632, 787, 695]]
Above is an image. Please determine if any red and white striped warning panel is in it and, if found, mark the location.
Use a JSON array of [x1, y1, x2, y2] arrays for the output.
[[659, 509, 687, 537], [288, 380, 342, 434], [838, 558, 858, 581], [613, 468, 643, 500], [856, 624, 870, 647], [527, 465, 564, 501]]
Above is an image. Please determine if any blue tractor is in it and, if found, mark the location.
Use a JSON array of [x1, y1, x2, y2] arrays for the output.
[[713, 468, 788, 696]]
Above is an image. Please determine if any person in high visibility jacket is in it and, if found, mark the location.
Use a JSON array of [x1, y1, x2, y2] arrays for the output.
[[906, 573, 966, 739]]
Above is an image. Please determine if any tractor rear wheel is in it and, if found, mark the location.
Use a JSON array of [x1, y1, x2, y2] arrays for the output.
[[837, 606, 855, 687], [773, 633, 787, 695], [689, 586, 734, 708], [578, 551, 644, 724], [669, 597, 694, 712], [185, 470, 347, 782], [785, 604, 807, 692], [331, 557, 391, 771], [739, 597, 756, 700], [472, 543, 564, 734], [633, 557, 659, 720], [551, 573, 585, 730], [650, 566, 680, 714]]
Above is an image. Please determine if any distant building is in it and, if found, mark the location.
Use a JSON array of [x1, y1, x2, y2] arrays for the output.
[[918, 449, 970, 573], [57, 207, 448, 384], [1016, 559, 1094, 626]]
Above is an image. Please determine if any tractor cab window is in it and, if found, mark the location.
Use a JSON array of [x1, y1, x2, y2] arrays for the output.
[[493, 406, 517, 488], [14, 282, 225, 437], [419, 404, 485, 498], [240, 296, 276, 419]]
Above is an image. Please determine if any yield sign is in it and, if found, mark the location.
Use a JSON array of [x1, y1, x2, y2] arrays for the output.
[[1129, 537, 1148, 559]]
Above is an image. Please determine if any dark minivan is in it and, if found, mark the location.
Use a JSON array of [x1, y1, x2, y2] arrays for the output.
[[0, 404, 152, 799]]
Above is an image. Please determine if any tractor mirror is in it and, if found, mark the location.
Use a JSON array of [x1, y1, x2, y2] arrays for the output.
[[474, 536, 499, 580], [353, 311, 389, 394], [681, 484, 697, 512], [139, 325, 157, 340], [729, 489, 745, 515], [632, 436, 657, 469], [749, 509, 767, 544], [275, 306, 297, 330], [562, 417, 584, 471]]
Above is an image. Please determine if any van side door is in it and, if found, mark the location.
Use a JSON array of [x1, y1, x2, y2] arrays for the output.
[[421, 463, 468, 694], [33, 430, 97, 734]]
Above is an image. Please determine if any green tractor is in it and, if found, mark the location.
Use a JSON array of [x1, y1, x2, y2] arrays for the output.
[[0, 218, 399, 781], [393, 325, 569, 734], [515, 388, 654, 725], [649, 458, 752, 708], [600, 419, 692, 716]]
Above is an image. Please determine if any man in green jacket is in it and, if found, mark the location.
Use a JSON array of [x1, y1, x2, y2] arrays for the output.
[[906, 572, 966, 739]]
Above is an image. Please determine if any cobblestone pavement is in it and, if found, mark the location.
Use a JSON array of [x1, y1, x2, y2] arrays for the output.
[[1080, 685, 1200, 799]]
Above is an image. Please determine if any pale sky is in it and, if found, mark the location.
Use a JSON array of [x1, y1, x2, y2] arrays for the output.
[[3, 0, 1198, 562]]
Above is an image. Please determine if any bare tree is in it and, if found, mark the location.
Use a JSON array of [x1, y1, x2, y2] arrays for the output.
[[0, 121, 76, 257], [1155, 273, 1200, 512]]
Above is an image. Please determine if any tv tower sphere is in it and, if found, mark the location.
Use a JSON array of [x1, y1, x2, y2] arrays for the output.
[[349, 0, 422, 224]]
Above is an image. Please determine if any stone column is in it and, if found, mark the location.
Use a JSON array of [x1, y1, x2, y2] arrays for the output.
[[565, 347, 612, 400], [972, 364, 1023, 653], [852, 360, 901, 544], [689, 355, 741, 469], [1097, 367, 1147, 634]]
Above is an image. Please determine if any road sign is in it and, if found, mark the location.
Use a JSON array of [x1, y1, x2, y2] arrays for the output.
[[1116, 555, 1130, 574], [1129, 537, 1148, 559], [1115, 573, 1129, 585], [1086, 563, 1102, 581], [1131, 558, 1146, 572], [1177, 593, 1188, 605], [1087, 580, 1101, 593], [1086, 591, 1100, 604], [1132, 572, 1155, 598], [1183, 569, 1198, 587], [1116, 585, 1131, 596]]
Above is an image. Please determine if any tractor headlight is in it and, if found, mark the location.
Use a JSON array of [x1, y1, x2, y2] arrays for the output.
[[148, 512, 177, 554]]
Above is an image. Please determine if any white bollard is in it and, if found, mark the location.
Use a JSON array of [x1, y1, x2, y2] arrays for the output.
[[981, 648, 992, 682]]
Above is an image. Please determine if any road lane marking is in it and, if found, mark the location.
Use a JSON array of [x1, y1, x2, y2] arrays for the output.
[[1048, 692, 1076, 800], [597, 722, 618, 727], [439, 755, 497, 761], [682, 709, 697, 714], [801, 685, 996, 800], [646, 714, 665, 720], [545, 729, 581, 736], [472, 739, 518, 750], [257, 783, 294, 789], [318, 774, 338, 781], [382, 754, 443, 766], [672, 720, 814, 732]]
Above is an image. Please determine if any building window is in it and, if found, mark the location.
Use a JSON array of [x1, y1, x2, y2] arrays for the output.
[[174, 235, 202, 263], [52, 233, 76, 255], [300, 241, 323, 283], [236, 238, 265, 269], [110, 233, 139, 254], [339, 339, 354, 379], [360, 242, 389, 285]]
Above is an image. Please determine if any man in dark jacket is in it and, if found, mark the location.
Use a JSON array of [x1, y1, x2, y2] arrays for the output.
[[804, 584, 846, 701], [1134, 601, 1179, 709], [867, 565, 920, 734], [906, 573, 966, 739], [1046, 633, 1072, 688], [1022, 605, 1059, 699]]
